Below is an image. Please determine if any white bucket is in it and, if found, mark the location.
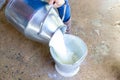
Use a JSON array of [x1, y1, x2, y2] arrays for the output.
[[49, 34, 88, 77]]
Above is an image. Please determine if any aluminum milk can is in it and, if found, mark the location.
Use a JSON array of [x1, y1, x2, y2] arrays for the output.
[[5, 0, 66, 43]]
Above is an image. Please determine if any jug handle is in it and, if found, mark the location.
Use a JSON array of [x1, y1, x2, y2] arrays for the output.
[[37, 5, 53, 35], [61, 2, 67, 22]]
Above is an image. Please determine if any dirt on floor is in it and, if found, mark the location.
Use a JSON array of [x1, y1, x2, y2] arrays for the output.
[[0, 0, 120, 80]]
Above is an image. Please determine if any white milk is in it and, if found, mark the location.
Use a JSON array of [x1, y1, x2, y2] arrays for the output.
[[49, 29, 79, 64]]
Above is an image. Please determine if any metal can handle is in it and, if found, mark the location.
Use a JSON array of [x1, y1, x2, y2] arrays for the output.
[[37, 4, 53, 35], [61, 2, 67, 22]]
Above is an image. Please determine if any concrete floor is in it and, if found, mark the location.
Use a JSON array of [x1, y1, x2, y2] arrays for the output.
[[0, 0, 120, 80]]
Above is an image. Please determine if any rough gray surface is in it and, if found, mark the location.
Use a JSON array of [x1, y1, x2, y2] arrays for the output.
[[0, 0, 120, 80]]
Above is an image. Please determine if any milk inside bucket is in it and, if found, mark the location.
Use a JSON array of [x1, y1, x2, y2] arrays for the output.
[[49, 29, 88, 77]]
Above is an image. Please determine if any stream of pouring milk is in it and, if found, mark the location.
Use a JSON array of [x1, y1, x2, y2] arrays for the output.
[[49, 29, 79, 64]]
